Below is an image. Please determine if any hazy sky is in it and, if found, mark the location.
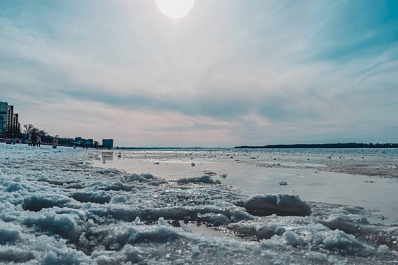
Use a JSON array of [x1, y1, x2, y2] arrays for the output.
[[1, 0, 397, 147]]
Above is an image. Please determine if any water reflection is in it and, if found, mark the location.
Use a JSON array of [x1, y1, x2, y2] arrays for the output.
[[87, 148, 398, 224], [101, 151, 113, 164]]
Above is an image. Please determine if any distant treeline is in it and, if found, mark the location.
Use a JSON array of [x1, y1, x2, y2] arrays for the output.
[[235, 143, 398, 149], [115, 147, 203, 150]]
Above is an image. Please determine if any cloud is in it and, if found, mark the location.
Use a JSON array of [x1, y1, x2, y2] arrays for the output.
[[19, 98, 239, 147], [1, 0, 397, 146]]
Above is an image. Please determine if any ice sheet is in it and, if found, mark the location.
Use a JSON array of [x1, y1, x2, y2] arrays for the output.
[[1, 144, 397, 264], [91, 148, 398, 223]]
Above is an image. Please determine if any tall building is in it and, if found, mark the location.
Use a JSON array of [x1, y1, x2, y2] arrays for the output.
[[13, 114, 20, 137], [7, 105, 13, 136], [0, 102, 8, 137], [0, 103, 21, 138]]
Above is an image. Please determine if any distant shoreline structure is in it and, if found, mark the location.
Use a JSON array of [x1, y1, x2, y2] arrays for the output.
[[115, 147, 204, 150], [235, 143, 398, 149]]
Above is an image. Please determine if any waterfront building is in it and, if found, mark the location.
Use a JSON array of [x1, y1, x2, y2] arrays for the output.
[[6, 105, 13, 136], [12, 114, 20, 137], [102, 139, 113, 148], [75, 137, 83, 145], [0, 102, 7, 137], [0, 103, 21, 138]]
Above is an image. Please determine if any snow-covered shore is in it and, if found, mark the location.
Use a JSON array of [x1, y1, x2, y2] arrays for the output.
[[0, 144, 397, 264]]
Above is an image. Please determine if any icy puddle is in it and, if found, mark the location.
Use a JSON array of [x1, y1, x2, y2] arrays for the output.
[[91, 149, 398, 224], [1, 144, 398, 264]]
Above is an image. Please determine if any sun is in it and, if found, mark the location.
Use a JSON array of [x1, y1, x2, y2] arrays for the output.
[[156, 0, 195, 19]]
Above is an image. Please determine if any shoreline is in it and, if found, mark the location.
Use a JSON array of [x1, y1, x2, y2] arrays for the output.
[[1, 143, 398, 263], [236, 143, 398, 149]]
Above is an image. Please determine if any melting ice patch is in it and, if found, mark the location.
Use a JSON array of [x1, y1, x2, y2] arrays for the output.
[[0, 144, 397, 264]]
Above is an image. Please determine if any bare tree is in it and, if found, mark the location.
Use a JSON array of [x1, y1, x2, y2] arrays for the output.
[[23, 124, 34, 135], [38, 130, 47, 137]]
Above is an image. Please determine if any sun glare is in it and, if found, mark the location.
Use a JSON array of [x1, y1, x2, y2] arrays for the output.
[[156, 0, 195, 19]]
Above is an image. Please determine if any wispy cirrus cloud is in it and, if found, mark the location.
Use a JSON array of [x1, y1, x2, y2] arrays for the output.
[[1, 0, 397, 146]]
